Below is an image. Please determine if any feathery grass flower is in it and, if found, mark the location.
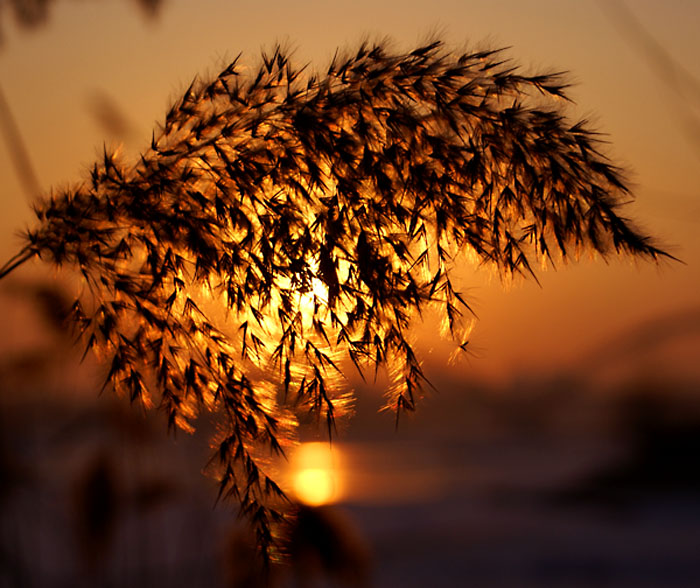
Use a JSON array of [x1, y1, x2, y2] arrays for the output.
[[0, 39, 671, 561]]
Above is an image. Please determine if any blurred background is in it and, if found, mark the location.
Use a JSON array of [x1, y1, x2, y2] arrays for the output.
[[1, 1, 699, 586]]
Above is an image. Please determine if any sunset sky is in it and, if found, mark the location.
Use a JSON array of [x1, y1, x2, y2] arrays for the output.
[[1, 0, 698, 388]]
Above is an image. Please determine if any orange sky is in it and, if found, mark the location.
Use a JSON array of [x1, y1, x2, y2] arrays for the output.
[[1, 0, 698, 386]]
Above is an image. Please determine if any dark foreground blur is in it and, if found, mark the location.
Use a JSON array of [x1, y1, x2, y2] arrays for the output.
[[2, 283, 700, 587]]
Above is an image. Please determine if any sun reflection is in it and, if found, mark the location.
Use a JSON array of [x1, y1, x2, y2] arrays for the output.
[[290, 442, 343, 506]]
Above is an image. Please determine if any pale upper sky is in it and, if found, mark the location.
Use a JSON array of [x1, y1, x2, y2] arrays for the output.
[[1, 0, 698, 385]]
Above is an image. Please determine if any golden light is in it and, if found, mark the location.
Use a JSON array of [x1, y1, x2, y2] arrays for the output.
[[295, 268, 329, 325], [293, 469, 335, 506], [290, 441, 343, 506]]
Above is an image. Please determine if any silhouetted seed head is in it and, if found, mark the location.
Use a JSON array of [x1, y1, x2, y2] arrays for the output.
[[0, 39, 672, 561]]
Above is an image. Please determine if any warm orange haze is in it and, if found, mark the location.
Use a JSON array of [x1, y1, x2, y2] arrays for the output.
[[1, 1, 699, 587]]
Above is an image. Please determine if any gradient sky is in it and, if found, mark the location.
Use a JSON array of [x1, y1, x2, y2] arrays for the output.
[[1, 0, 698, 386]]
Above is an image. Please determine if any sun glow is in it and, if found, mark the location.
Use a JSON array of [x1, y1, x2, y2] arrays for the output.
[[290, 442, 343, 506], [296, 274, 329, 321]]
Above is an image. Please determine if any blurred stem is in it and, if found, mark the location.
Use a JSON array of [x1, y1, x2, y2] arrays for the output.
[[598, 0, 700, 157], [0, 247, 35, 280], [0, 83, 42, 201]]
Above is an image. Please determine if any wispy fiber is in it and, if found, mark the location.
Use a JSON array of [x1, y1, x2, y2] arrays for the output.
[[0, 39, 670, 561]]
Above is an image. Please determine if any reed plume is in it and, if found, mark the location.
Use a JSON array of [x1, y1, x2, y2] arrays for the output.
[[0, 39, 670, 561]]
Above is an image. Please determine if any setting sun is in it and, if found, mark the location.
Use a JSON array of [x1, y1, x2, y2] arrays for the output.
[[291, 442, 343, 506]]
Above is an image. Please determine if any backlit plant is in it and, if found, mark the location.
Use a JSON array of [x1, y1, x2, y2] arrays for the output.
[[0, 40, 669, 561]]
